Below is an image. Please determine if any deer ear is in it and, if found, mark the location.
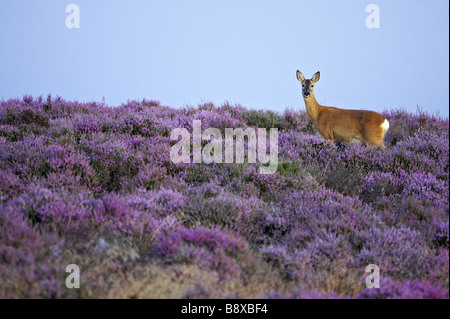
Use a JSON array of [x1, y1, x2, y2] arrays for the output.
[[312, 71, 320, 83], [296, 70, 305, 83]]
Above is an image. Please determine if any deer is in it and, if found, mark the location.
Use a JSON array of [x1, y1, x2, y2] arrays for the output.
[[296, 70, 389, 148]]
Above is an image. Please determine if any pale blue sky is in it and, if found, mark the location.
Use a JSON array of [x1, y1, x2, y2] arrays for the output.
[[0, 1, 448, 117]]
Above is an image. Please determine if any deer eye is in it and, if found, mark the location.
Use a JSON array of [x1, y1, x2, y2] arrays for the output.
[[311, 85, 314, 87], [302, 85, 304, 87]]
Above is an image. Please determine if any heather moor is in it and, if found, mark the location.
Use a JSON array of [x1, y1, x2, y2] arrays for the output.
[[0, 95, 448, 299]]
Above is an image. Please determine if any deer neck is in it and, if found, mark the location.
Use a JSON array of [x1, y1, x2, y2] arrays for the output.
[[303, 94, 323, 122]]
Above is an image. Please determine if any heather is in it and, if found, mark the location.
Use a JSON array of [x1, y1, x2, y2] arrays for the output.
[[0, 95, 448, 299]]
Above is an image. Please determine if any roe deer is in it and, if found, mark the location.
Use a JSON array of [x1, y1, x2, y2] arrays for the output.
[[296, 70, 389, 148]]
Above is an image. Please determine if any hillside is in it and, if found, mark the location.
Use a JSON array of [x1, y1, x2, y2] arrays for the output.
[[0, 95, 448, 298]]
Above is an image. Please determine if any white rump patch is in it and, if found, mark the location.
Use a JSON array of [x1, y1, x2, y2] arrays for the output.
[[380, 119, 389, 133]]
